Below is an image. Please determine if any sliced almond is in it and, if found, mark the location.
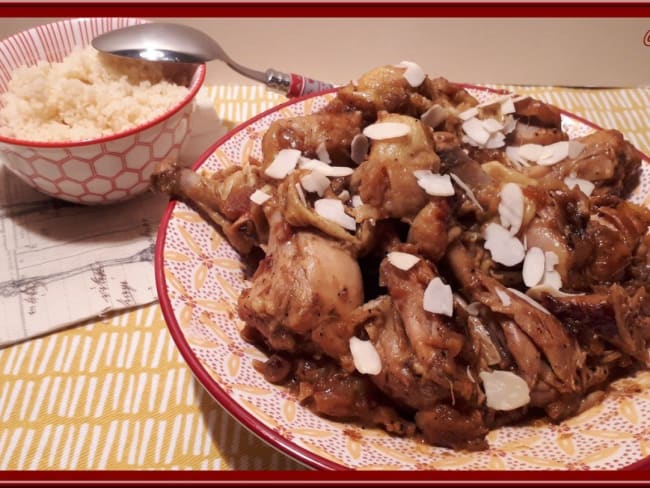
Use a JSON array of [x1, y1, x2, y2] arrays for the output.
[[349, 337, 382, 375], [479, 370, 530, 411], [495, 288, 512, 307], [536, 141, 570, 166], [387, 251, 420, 271], [503, 115, 517, 134], [541, 270, 563, 290], [338, 190, 351, 201], [505, 146, 530, 168], [544, 251, 559, 272], [315, 142, 331, 164], [300, 171, 331, 196], [423, 277, 454, 317], [462, 118, 490, 145], [458, 107, 479, 121], [351, 195, 363, 208], [264, 148, 301, 179], [484, 222, 525, 267], [498, 182, 525, 235], [564, 174, 595, 196], [568, 140, 586, 159], [522, 246, 546, 288], [527, 285, 585, 300], [500, 97, 516, 115], [449, 173, 484, 211], [363, 122, 411, 140], [482, 118, 504, 133], [350, 133, 369, 165], [299, 157, 354, 177], [413, 171, 455, 197], [397, 61, 425, 87], [421, 104, 448, 128], [249, 189, 272, 205], [507, 287, 551, 315], [466, 302, 482, 316], [518, 143, 544, 162], [485, 132, 506, 149], [314, 198, 357, 231]]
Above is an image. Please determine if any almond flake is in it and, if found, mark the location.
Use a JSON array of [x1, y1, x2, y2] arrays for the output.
[[449, 173, 484, 211], [495, 288, 512, 307], [505, 146, 530, 168], [507, 287, 551, 315], [518, 143, 544, 162], [264, 148, 301, 179], [466, 302, 482, 316], [351, 195, 363, 208], [503, 116, 517, 134], [458, 107, 479, 121], [498, 183, 525, 235], [479, 370, 530, 411], [249, 189, 272, 205], [462, 118, 490, 145], [363, 122, 411, 140], [423, 277, 454, 317], [544, 251, 559, 272], [299, 157, 354, 177], [500, 97, 516, 114], [338, 190, 351, 201], [536, 141, 570, 166], [397, 61, 426, 87], [314, 198, 357, 231], [541, 270, 563, 290], [568, 140, 586, 159], [316, 142, 331, 164], [413, 171, 455, 197], [485, 132, 506, 149], [564, 174, 595, 196], [482, 118, 504, 133], [522, 246, 545, 287], [387, 251, 420, 271], [421, 104, 448, 128], [349, 337, 382, 375], [350, 133, 369, 165], [300, 171, 330, 196], [527, 285, 585, 300], [484, 222, 525, 267]]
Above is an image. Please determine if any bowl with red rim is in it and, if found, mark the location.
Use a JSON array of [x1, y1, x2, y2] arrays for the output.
[[0, 18, 206, 205]]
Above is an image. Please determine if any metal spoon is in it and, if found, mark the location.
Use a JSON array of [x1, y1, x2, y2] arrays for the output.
[[91, 22, 334, 97]]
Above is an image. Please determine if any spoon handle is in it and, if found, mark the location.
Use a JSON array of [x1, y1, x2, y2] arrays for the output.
[[265, 69, 335, 98]]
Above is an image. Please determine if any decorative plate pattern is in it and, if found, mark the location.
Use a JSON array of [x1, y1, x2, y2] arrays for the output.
[[156, 89, 650, 470]]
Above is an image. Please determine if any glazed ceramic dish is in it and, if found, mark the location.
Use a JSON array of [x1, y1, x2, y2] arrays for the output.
[[155, 88, 650, 470]]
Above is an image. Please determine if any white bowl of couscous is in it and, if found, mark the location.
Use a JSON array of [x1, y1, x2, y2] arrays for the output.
[[0, 18, 206, 204]]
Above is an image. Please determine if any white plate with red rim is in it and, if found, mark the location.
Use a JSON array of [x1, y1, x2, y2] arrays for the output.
[[155, 87, 650, 470]]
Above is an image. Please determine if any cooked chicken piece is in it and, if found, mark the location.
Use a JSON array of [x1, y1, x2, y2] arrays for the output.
[[508, 122, 568, 146], [151, 158, 267, 254], [513, 97, 563, 128], [407, 199, 450, 262], [532, 130, 643, 198], [292, 358, 415, 436], [380, 255, 476, 402], [362, 296, 452, 410], [351, 112, 440, 220], [261, 111, 363, 166], [415, 405, 489, 451], [541, 285, 650, 364], [238, 231, 364, 352], [333, 65, 418, 119], [446, 241, 585, 392]]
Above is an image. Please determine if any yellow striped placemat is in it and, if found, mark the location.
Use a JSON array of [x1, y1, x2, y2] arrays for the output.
[[0, 84, 647, 471]]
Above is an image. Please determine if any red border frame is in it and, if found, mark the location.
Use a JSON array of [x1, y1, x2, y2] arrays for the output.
[[154, 86, 650, 472]]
